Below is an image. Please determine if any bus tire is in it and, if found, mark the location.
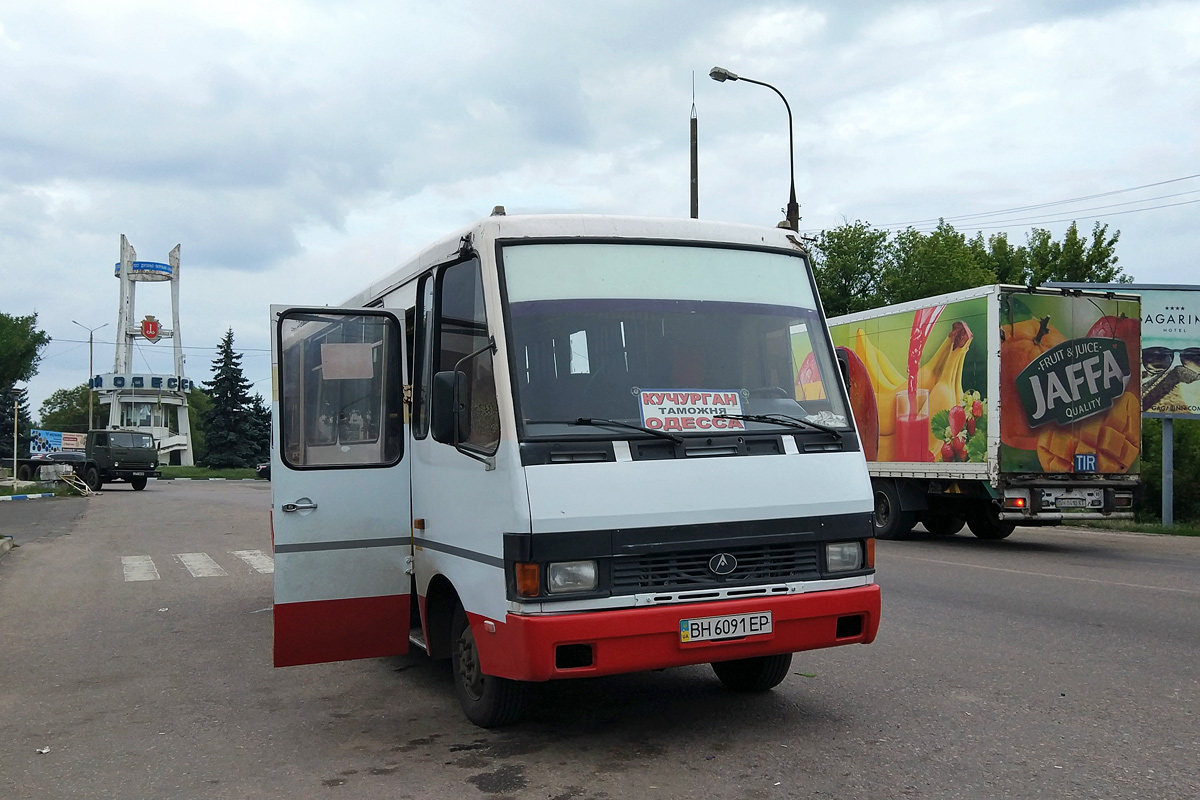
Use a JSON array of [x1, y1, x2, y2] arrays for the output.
[[85, 466, 103, 491], [872, 480, 914, 540], [16, 464, 34, 482], [451, 603, 528, 728], [966, 504, 1015, 540], [130, 476, 148, 491], [711, 653, 793, 692]]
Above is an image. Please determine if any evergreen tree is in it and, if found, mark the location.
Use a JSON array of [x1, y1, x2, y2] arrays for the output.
[[187, 388, 213, 465], [0, 385, 34, 460], [201, 329, 258, 468], [247, 393, 272, 463]]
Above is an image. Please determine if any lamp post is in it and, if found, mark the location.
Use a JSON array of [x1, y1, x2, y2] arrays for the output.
[[709, 66, 800, 232], [10, 390, 16, 483], [73, 321, 108, 431]]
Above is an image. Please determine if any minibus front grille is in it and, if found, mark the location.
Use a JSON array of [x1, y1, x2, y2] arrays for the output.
[[610, 543, 820, 593]]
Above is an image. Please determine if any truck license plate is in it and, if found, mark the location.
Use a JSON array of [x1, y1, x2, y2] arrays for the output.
[[680, 611, 772, 643], [1056, 497, 1086, 508], [132, 472, 145, 476]]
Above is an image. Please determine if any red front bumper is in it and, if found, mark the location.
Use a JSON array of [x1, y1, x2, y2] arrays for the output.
[[472, 584, 881, 682]]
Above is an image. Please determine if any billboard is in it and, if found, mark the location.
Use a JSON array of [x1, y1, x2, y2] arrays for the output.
[[1049, 284, 1200, 420]]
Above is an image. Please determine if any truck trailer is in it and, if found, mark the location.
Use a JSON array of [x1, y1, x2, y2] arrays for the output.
[[826, 285, 1141, 540]]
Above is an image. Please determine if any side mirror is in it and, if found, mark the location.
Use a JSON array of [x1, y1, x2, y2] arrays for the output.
[[431, 370, 470, 444], [835, 348, 851, 389]]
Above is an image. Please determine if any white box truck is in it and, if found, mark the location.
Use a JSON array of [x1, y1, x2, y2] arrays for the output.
[[826, 285, 1141, 540]]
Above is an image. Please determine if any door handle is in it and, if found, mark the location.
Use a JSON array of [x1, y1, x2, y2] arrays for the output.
[[281, 500, 318, 513]]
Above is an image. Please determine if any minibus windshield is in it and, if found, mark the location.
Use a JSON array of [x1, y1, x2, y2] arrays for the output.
[[501, 242, 851, 440]]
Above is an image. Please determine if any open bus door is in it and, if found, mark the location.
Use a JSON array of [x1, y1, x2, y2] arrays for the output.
[[270, 307, 411, 667]]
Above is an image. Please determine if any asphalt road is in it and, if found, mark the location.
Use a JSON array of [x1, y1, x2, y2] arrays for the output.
[[1, 482, 1197, 799]]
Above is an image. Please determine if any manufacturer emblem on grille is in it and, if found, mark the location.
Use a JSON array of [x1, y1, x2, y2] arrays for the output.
[[708, 553, 737, 575]]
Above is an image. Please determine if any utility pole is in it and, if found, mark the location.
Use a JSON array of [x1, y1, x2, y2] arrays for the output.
[[73, 321, 108, 431]]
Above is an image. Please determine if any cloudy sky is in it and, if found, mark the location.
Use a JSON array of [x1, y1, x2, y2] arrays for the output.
[[4, 0, 1198, 413]]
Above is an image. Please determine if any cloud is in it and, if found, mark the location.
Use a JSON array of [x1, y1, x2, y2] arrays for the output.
[[4, 1, 1200, 413]]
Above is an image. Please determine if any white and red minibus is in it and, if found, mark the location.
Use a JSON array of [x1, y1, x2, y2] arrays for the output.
[[270, 212, 880, 727]]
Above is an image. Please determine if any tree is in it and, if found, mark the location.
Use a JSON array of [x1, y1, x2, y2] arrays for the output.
[[0, 385, 33, 460], [247, 394, 272, 464], [38, 384, 92, 432], [882, 220, 995, 306], [1025, 222, 1127, 285], [187, 388, 213, 465], [202, 329, 259, 469], [813, 219, 1129, 316], [0, 312, 51, 388], [811, 221, 890, 317]]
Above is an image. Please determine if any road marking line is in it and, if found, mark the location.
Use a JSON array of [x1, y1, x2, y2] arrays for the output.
[[176, 552, 228, 578], [231, 549, 274, 573], [122, 555, 160, 582], [889, 554, 1200, 595]]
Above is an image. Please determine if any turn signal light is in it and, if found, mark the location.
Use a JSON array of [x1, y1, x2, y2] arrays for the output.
[[515, 562, 540, 597], [865, 537, 875, 569]]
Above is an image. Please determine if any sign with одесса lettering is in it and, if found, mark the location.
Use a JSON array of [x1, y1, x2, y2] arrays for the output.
[[639, 390, 746, 432]]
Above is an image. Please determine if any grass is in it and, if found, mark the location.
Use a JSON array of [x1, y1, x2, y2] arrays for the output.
[[1075, 520, 1200, 536], [1, 483, 79, 498], [158, 466, 260, 480]]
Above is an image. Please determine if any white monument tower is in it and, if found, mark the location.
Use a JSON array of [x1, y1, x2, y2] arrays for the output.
[[90, 235, 196, 466]]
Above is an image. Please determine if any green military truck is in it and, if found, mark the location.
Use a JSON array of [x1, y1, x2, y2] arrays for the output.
[[79, 430, 160, 491]]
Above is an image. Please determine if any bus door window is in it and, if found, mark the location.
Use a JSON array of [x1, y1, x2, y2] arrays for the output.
[[278, 311, 402, 468]]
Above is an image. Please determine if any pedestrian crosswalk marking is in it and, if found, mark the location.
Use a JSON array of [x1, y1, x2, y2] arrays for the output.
[[121, 552, 275, 581], [231, 549, 275, 573], [176, 552, 229, 578], [122, 555, 160, 582]]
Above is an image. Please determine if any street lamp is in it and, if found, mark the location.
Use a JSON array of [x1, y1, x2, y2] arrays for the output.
[[709, 66, 800, 232], [73, 320, 108, 431]]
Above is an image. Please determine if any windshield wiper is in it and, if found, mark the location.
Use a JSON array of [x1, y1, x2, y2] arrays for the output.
[[573, 417, 683, 444], [715, 412, 842, 438]]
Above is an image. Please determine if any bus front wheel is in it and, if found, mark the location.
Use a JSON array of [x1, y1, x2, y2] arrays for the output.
[[451, 603, 528, 728], [711, 653, 793, 692]]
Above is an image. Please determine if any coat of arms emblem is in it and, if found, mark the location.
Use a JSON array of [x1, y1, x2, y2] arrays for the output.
[[141, 315, 161, 342]]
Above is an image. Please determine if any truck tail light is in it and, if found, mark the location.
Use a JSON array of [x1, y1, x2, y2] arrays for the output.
[[515, 562, 540, 597], [1004, 496, 1027, 509]]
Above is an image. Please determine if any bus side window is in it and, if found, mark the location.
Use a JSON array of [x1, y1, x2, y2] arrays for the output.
[[435, 259, 499, 453]]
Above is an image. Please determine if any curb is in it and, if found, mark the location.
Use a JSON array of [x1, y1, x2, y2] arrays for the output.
[[0, 493, 57, 502], [154, 478, 262, 482]]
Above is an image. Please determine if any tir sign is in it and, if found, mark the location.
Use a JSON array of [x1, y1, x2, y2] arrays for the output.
[[141, 315, 161, 343]]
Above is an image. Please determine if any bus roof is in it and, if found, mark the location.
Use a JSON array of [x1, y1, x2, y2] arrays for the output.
[[343, 213, 809, 308]]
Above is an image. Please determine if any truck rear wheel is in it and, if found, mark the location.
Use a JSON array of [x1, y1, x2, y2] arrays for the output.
[[130, 476, 148, 491], [966, 504, 1015, 540], [84, 466, 103, 491], [16, 464, 34, 482], [872, 480, 914, 540], [922, 512, 965, 536], [451, 603, 528, 728], [711, 653, 793, 692]]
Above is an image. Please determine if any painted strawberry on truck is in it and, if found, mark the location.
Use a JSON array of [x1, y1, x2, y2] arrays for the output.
[[826, 285, 1141, 541]]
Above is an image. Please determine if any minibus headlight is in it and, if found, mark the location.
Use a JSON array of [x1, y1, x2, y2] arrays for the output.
[[547, 560, 598, 594], [826, 542, 863, 573]]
